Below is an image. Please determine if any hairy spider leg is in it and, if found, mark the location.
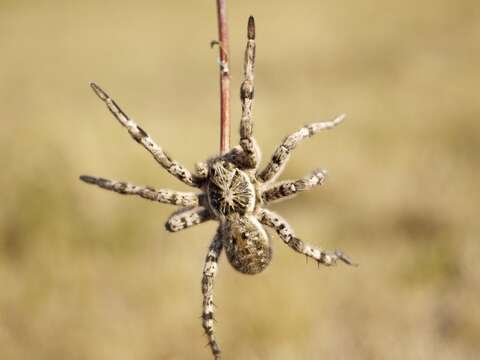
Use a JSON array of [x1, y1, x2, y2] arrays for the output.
[[165, 207, 212, 232], [258, 114, 345, 183], [257, 208, 356, 266], [201, 230, 223, 360], [90, 82, 201, 187], [261, 168, 327, 204], [79, 175, 198, 207], [238, 16, 261, 170]]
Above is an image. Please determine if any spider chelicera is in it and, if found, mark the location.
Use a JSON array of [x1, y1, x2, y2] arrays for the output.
[[80, 16, 355, 360]]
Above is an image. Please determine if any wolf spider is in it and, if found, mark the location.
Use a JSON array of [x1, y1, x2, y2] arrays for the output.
[[80, 16, 354, 360]]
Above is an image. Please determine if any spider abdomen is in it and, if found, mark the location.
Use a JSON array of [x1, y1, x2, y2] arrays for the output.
[[222, 214, 272, 274]]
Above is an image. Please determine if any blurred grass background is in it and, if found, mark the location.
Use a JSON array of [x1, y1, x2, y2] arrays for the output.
[[0, 0, 479, 359]]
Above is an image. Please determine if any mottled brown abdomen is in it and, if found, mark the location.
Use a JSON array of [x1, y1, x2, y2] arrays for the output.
[[222, 214, 272, 274]]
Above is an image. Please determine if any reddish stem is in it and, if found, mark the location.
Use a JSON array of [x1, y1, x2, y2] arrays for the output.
[[216, 0, 231, 154]]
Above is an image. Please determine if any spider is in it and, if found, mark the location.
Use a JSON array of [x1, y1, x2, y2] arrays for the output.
[[80, 16, 354, 360]]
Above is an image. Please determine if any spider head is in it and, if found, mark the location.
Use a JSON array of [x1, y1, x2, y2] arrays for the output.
[[209, 160, 236, 185], [207, 160, 255, 217]]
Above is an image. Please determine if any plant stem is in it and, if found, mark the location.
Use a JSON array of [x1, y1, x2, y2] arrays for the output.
[[216, 0, 231, 154]]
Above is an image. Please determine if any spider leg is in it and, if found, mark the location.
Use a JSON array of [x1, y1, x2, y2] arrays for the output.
[[194, 162, 209, 179], [261, 169, 327, 204], [79, 175, 198, 207], [238, 16, 261, 170], [201, 228, 223, 359], [258, 114, 345, 183], [165, 206, 212, 232], [90, 83, 202, 187], [257, 208, 356, 267]]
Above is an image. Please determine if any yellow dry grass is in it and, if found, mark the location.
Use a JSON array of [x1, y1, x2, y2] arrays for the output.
[[0, 0, 479, 359]]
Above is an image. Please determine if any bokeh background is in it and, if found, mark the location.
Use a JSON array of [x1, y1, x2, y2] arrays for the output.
[[1, 0, 479, 359]]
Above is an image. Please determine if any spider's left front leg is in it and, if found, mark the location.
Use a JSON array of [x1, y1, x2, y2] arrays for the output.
[[80, 175, 199, 207], [201, 228, 223, 359], [238, 16, 261, 170], [257, 208, 355, 266]]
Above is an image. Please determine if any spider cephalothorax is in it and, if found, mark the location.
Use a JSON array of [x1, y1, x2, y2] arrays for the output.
[[80, 16, 354, 360], [207, 160, 256, 217]]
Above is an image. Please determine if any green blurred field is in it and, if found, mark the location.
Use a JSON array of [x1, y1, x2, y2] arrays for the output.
[[1, 0, 479, 359]]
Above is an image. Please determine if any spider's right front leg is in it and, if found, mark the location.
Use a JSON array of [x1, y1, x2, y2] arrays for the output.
[[90, 83, 202, 187], [258, 114, 345, 183], [201, 229, 223, 359]]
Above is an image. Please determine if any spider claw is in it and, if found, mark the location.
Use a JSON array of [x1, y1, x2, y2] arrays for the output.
[[334, 250, 358, 267], [89, 82, 108, 100], [247, 16, 255, 40], [79, 175, 97, 184], [333, 113, 347, 125]]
